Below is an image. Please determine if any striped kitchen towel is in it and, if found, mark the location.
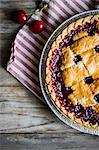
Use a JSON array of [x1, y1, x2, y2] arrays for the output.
[[7, 0, 96, 102]]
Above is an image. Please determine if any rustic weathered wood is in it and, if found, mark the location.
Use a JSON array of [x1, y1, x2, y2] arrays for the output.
[[0, 0, 99, 149], [1, 133, 99, 150]]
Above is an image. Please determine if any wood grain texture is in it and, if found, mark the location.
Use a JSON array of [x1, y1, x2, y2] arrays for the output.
[[1, 133, 99, 150], [0, 0, 99, 149]]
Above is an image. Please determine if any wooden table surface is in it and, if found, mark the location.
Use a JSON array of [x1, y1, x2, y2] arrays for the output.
[[0, 0, 99, 149]]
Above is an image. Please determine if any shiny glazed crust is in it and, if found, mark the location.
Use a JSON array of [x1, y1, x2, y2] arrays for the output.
[[46, 15, 99, 130]]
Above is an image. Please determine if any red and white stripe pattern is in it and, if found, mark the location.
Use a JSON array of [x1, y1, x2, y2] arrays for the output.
[[7, 0, 94, 101]]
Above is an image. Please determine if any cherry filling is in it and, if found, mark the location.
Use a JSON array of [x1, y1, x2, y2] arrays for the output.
[[61, 20, 98, 48], [49, 21, 99, 125], [95, 45, 99, 53], [64, 35, 74, 46], [94, 94, 99, 103], [84, 76, 93, 84], [73, 55, 82, 64], [83, 20, 98, 36], [65, 87, 73, 95]]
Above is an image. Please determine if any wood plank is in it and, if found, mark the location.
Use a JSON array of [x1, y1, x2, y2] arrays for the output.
[[1, 134, 99, 150], [0, 0, 36, 9], [0, 68, 21, 86]]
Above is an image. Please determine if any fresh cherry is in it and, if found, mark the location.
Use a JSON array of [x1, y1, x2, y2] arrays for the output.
[[30, 20, 44, 34], [12, 10, 27, 24]]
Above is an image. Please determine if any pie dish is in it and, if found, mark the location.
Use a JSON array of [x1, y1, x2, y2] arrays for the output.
[[39, 10, 99, 135]]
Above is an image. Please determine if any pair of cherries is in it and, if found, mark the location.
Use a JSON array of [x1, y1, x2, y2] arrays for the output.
[[12, 10, 44, 34]]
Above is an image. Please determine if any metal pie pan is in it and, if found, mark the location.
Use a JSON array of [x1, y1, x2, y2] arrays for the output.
[[39, 10, 99, 135]]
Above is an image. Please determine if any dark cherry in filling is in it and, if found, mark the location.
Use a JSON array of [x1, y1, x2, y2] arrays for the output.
[[94, 94, 99, 103], [88, 29, 96, 36], [64, 36, 73, 46], [65, 87, 73, 96], [84, 76, 93, 84], [75, 104, 84, 118], [84, 20, 97, 36], [73, 55, 82, 64], [50, 21, 99, 125], [95, 45, 99, 53]]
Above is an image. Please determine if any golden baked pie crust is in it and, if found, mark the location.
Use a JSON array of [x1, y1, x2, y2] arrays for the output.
[[46, 14, 99, 130]]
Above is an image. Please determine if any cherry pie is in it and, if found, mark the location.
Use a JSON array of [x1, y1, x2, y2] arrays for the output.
[[46, 14, 99, 130]]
